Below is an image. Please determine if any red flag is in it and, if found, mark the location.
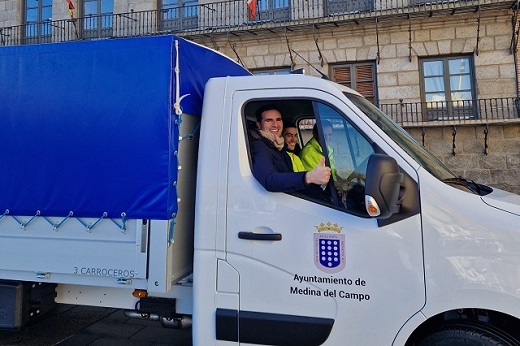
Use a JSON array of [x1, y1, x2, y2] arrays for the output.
[[66, 0, 75, 18], [247, 0, 257, 20]]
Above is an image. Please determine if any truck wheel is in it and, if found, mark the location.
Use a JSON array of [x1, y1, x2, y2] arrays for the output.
[[417, 325, 519, 346]]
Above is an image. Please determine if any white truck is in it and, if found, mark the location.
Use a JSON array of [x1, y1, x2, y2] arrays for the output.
[[1, 35, 520, 346]]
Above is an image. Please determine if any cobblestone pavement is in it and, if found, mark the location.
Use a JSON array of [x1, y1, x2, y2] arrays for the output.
[[0, 305, 192, 346]]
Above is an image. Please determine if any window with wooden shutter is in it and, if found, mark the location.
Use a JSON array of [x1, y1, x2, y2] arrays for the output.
[[331, 62, 377, 105]]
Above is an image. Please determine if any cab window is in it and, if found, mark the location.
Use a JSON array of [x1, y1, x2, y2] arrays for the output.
[[311, 103, 375, 214], [244, 99, 374, 216]]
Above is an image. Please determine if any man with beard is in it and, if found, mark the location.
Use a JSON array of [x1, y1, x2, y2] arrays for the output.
[[250, 105, 330, 193]]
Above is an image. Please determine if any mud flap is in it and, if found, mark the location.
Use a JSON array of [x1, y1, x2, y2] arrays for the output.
[[0, 281, 57, 330]]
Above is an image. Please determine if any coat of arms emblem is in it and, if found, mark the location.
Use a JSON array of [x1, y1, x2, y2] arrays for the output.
[[314, 222, 346, 273]]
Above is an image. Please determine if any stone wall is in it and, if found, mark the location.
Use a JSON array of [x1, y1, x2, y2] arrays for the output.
[[205, 8, 517, 104], [0, 0, 20, 26], [406, 123, 520, 195]]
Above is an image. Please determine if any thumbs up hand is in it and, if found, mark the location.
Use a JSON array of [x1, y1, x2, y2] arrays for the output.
[[305, 156, 331, 186]]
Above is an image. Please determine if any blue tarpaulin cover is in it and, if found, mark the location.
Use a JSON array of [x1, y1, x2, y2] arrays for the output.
[[0, 35, 250, 220]]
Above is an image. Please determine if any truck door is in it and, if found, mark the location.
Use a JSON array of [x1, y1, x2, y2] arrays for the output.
[[222, 89, 425, 345]]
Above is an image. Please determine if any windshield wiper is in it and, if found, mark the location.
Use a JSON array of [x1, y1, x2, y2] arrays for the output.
[[442, 177, 482, 194]]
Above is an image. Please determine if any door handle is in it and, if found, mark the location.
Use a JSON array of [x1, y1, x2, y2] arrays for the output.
[[238, 232, 282, 241]]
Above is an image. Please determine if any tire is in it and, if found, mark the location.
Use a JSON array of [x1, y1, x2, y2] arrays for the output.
[[417, 325, 520, 346]]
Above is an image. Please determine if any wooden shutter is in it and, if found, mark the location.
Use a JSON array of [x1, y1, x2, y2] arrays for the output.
[[332, 66, 352, 88], [355, 64, 375, 104], [332, 63, 376, 105]]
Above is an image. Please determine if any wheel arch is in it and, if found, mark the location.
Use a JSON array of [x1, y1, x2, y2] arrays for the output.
[[403, 308, 520, 345]]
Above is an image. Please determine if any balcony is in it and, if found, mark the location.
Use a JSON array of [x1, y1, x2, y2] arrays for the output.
[[0, 0, 515, 45], [381, 97, 520, 126], [1, 1, 518, 127]]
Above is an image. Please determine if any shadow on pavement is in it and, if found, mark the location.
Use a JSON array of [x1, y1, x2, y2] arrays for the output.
[[0, 305, 192, 346]]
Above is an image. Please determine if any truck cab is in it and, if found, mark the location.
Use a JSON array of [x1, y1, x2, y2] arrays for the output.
[[193, 75, 520, 345]]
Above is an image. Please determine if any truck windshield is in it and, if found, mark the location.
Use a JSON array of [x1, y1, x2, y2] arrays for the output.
[[344, 93, 493, 196], [343, 92, 456, 182]]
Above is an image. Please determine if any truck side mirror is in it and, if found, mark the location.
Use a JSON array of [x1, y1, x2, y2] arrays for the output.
[[364, 154, 403, 219]]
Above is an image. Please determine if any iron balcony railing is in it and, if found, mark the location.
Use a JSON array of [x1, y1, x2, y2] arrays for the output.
[[0, 0, 515, 46], [381, 97, 520, 125]]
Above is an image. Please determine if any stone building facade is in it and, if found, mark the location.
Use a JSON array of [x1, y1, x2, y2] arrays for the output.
[[1, 0, 519, 193], [407, 124, 520, 194], [207, 12, 516, 103]]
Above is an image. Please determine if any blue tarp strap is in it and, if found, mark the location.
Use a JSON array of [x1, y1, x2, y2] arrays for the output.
[[12, 210, 40, 230], [110, 212, 127, 234], [180, 120, 201, 141], [0, 209, 8, 222], [168, 217, 176, 246], [43, 211, 74, 231], [2, 211, 128, 233], [77, 212, 107, 233]]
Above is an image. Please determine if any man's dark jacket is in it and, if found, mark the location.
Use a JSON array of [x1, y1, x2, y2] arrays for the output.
[[250, 134, 307, 192]]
